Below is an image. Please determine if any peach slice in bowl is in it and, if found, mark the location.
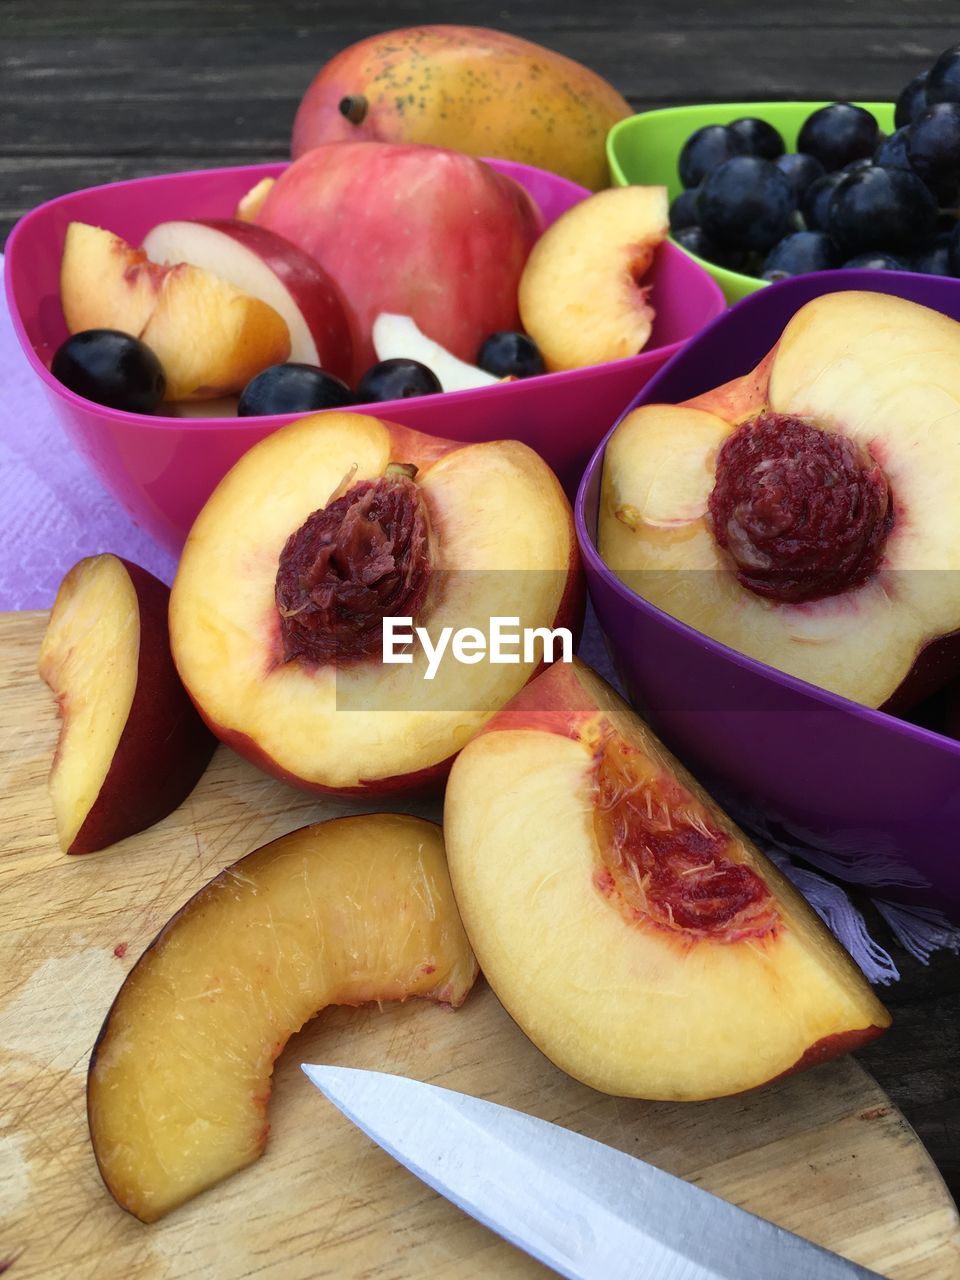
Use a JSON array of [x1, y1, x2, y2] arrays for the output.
[[3, 159, 725, 557], [575, 269, 960, 921]]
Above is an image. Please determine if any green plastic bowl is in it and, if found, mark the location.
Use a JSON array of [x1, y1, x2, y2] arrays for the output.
[[608, 101, 896, 303]]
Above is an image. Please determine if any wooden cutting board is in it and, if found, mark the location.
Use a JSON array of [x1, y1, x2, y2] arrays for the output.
[[1, 609, 958, 1280]]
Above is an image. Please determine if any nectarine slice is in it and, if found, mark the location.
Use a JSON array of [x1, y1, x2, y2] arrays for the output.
[[59, 221, 292, 401], [87, 814, 478, 1222], [142, 219, 352, 380], [518, 185, 668, 371], [444, 658, 890, 1100], [599, 291, 960, 709], [60, 222, 165, 337], [169, 411, 582, 794], [38, 554, 215, 854], [140, 262, 290, 400]]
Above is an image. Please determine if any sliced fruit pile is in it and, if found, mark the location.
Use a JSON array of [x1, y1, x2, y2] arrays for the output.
[[52, 151, 669, 417], [39, 396, 890, 1222], [599, 289, 960, 710], [31, 21, 915, 1231], [671, 42, 960, 283]]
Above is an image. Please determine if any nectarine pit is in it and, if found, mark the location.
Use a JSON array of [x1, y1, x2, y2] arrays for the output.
[[275, 472, 431, 663], [708, 412, 892, 604], [593, 736, 778, 942]]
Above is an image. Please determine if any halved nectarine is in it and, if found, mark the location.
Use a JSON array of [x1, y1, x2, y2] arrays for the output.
[[444, 658, 890, 1100], [87, 813, 478, 1221], [599, 290, 960, 709], [38, 554, 215, 854], [169, 412, 582, 794]]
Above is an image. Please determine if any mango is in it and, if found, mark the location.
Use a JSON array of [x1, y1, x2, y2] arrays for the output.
[[291, 25, 632, 191]]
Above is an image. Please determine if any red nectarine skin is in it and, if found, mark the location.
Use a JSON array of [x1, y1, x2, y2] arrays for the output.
[[68, 561, 216, 855], [592, 734, 780, 944], [708, 412, 893, 604], [276, 473, 432, 662], [776, 1025, 887, 1082], [685, 347, 778, 422]]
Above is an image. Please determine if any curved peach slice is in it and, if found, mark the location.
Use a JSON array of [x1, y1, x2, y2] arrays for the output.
[[444, 658, 890, 1101], [169, 411, 582, 794], [38, 554, 215, 854], [599, 290, 960, 709], [518, 186, 668, 371], [87, 814, 478, 1222]]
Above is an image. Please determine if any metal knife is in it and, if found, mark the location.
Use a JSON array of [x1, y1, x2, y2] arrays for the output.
[[301, 1064, 886, 1280]]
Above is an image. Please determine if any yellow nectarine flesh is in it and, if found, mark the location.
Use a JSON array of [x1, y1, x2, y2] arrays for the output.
[[87, 814, 478, 1222], [60, 222, 165, 337], [444, 659, 890, 1100], [59, 221, 292, 400], [38, 554, 215, 855], [39, 555, 139, 851], [170, 412, 579, 793], [235, 176, 275, 222], [518, 186, 668, 371]]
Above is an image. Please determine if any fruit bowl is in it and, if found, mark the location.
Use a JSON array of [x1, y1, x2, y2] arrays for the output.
[[607, 102, 896, 303], [4, 159, 724, 556], [575, 268, 960, 919]]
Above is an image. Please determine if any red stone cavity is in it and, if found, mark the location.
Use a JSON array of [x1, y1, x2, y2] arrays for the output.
[[708, 412, 892, 604], [275, 472, 431, 663], [592, 735, 778, 942]]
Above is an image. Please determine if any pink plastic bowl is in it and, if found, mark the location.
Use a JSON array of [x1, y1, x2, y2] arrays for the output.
[[5, 160, 725, 556]]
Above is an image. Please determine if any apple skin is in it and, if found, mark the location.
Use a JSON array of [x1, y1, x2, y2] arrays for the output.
[[46, 560, 216, 855], [290, 25, 631, 191], [143, 218, 354, 381], [256, 141, 543, 381]]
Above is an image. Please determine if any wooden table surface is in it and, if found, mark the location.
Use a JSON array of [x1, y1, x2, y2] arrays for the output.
[[2, 0, 959, 1220]]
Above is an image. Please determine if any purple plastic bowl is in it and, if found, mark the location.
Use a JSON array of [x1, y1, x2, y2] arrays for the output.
[[4, 159, 724, 556], [575, 269, 960, 919]]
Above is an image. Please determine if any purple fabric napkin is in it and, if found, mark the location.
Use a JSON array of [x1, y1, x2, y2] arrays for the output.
[[4, 253, 958, 980]]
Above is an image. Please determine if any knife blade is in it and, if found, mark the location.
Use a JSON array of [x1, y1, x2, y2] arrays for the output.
[[302, 1064, 886, 1280]]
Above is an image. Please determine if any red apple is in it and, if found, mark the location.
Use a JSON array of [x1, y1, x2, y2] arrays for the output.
[[444, 657, 891, 1100], [142, 219, 353, 382], [169, 411, 583, 795], [255, 141, 542, 381], [38, 554, 216, 854]]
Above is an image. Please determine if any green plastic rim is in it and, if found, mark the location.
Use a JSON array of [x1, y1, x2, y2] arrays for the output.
[[607, 101, 897, 303]]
